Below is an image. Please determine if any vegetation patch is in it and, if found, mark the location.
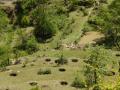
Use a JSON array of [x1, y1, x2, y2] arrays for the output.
[[55, 54, 68, 66], [37, 68, 51, 75], [71, 77, 86, 88]]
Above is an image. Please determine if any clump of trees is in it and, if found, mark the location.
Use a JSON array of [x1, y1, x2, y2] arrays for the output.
[[15, 0, 44, 26], [16, 0, 56, 42], [84, 46, 118, 89], [33, 7, 56, 42], [13, 29, 38, 55], [88, 0, 120, 49]]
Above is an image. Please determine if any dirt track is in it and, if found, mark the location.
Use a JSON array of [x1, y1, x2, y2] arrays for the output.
[[79, 31, 104, 46]]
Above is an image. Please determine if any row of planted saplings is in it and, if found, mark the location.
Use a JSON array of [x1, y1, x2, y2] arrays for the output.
[[20, 55, 79, 68], [27, 68, 87, 89], [8, 56, 81, 89], [45, 55, 79, 65], [8, 62, 82, 89], [9, 55, 79, 77]]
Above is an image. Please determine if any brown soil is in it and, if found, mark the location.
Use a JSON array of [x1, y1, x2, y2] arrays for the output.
[[78, 31, 104, 47]]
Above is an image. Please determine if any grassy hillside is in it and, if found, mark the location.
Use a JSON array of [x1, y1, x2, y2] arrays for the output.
[[0, 0, 120, 90]]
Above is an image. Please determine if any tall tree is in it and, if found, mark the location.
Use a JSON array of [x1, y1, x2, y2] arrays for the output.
[[84, 46, 118, 89]]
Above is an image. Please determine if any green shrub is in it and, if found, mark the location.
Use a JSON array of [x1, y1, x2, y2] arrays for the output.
[[93, 85, 103, 90], [55, 54, 68, 66], [56, 7, 67, 15], [21, 15, 31, 27], [33, 7, 56, 42], [25, 36, 38, 54], [69, 0, 95, 9], [37, 69, 51, 75], [71, 77, 86, 88], [16, 36, 38, 54], [0, 45, 10, 68], [16, 0, 45, 26]]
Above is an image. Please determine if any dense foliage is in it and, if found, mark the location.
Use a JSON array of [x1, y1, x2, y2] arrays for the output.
[[84, 46, 118, 88], [88, 0, 120, 49], [0, 0, 120, 89], [33, 7, 56, 42]]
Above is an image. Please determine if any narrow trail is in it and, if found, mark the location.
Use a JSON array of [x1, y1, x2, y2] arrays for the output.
[[62, 8, 95, 49], [78, 31, 104, 46]]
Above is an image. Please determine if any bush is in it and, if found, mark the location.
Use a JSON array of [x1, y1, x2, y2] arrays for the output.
[[37, 69, 51, 75], [34, 20, 56, 42], [0, 45, 10, 68], [55, 54, 68, 66], [56, 7, 67, 15], [93, 85, 103, 90], [71, 77, 86, 88], [33, 7, 56, 42], [25, 36, 38, 54], [68, 0, 95, 10], [15, 0, 44, 26], [21, 15, 31, 27], [16, 36, 38, 54]]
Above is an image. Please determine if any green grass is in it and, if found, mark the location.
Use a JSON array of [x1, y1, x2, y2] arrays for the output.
[[0, 51, 85, 90], [0, 49, 118, 90], [0, 0, 119, 90]]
